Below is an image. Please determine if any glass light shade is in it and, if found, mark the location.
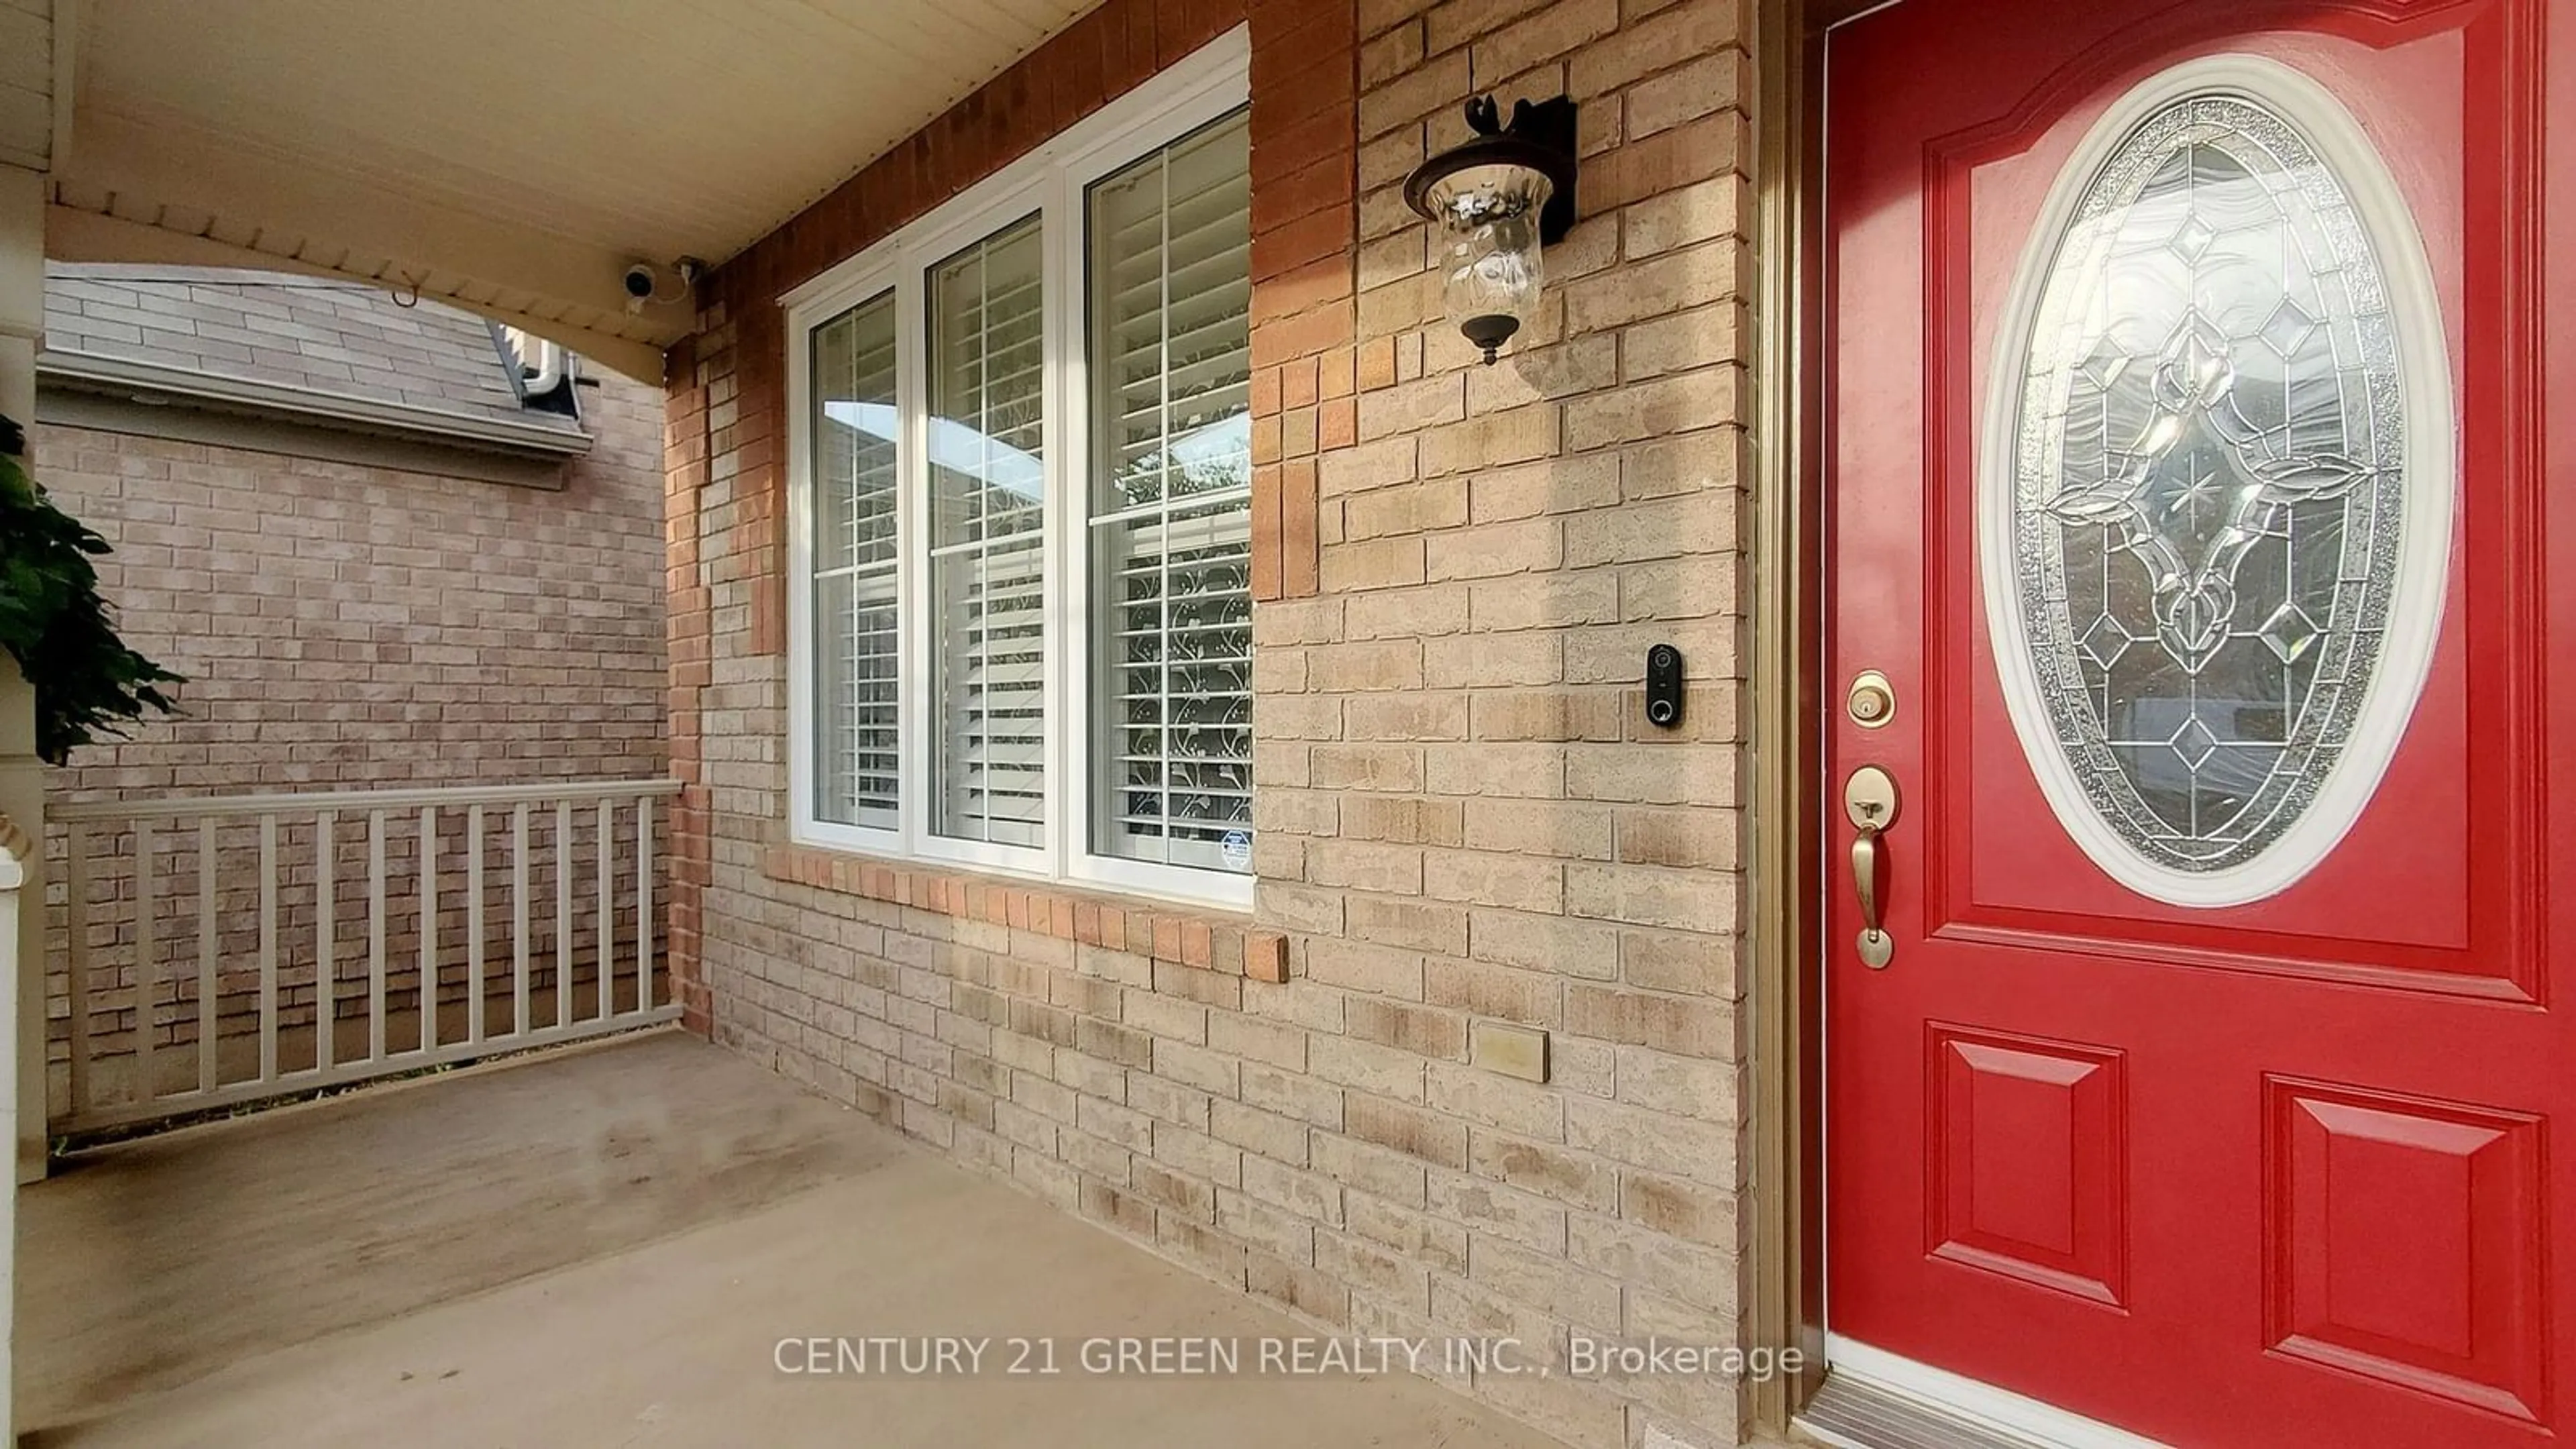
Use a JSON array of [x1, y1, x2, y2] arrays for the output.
[[1426, 163, 1552, 363]]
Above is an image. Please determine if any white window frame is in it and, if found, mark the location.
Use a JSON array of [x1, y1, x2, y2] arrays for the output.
[[785, 25, 1254, 910]]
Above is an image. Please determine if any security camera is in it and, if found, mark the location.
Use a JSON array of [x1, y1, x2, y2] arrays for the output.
[[623, 263, 659, 301]]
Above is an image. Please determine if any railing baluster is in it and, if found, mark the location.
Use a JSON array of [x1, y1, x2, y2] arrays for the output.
[[468, 804, 486, 1048], [259, 814, 278, 1085], [636, 793, 653, 1017], [595, 798, 613, 1022], [197, 818, 217, 1093], [67, 824, 93, 1119], [419, 804, 438, 1053], [512, 802, 531, 1038], [368, 809, 387, 1064], [46, 781, 679, 1132], [316, 810, 335, 1075], [555, 798, 572, 1034], [67, 822, 91, 1118], [135, 819, 157, 1105]]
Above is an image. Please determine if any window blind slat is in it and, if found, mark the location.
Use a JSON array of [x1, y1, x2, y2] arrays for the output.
[[812, 290, 902, 831], [1087, 109, 1255, 873], [930, 216, 1051, 850]]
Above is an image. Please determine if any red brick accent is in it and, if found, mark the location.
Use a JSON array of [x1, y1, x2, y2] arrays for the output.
[[1248, 0, 1357, 601], [761, 844, 1290, 983], [1244, 932, 1291, 983]]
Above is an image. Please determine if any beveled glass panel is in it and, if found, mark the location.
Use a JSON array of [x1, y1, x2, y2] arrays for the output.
[[2006, 89, 2417, 876]]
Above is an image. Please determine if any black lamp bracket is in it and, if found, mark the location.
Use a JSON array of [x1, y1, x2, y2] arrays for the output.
[[1402, 94, 1580, 247]]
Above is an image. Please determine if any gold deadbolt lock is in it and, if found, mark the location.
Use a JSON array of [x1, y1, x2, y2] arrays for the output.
[[1847, 670, 1896, 729]]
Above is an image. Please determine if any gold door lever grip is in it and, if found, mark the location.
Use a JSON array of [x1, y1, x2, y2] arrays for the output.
[[1843, 765, 1899, 969], [1852, 826, 1883, 934], [1851, 826, 1892, 969]]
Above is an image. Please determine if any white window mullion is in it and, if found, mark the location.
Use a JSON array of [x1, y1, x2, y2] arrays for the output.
[[1045, 163, 1080, 885], [897, 262, 932, 861]]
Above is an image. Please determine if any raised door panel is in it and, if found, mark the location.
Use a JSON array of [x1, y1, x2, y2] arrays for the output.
[[2265, 1077, 2546, 1422], [1927, 1027, 2127, 1307]]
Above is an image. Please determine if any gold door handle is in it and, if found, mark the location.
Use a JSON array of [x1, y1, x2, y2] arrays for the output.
[[1852, 825, 1884, 932], [1845, 765, 1899, 969]]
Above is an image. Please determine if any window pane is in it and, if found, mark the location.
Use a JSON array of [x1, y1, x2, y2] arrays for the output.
[[1087, 111, 1253, 873], [811, 291, 900, 830], [928, 215, 1049, 847]]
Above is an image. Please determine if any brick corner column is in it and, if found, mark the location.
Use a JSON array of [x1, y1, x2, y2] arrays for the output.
[[661, 329, 716, 1036]]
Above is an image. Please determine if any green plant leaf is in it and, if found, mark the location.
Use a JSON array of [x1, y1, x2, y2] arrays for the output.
[[0, 415, 185, 764]]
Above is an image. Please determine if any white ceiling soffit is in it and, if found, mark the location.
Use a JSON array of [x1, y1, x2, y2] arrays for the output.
[[42, 0, 1104, 381]]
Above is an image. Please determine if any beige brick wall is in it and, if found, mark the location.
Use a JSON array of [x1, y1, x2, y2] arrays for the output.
[[674, 2, 1758, 1444], [1254, 2, 1753, 1440], [34, 378, 669, 798]]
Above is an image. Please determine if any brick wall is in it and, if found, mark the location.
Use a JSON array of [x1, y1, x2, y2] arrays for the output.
[[669, 1, 1758, 1444], [35, 376, 670, 796], [1258, 2, 1754, 1441]]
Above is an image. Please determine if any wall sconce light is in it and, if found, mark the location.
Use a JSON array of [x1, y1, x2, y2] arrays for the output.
[[1403, 95, 1578, 365]]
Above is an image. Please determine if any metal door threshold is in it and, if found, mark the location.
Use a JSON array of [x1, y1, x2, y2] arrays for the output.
[[1795, 1369, 2058, 1449]]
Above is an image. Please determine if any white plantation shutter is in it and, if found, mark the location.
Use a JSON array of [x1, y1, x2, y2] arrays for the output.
[[1087, 111, 1254, 872], [928, 217, 1049, 848], [810, 292, 901, 830]]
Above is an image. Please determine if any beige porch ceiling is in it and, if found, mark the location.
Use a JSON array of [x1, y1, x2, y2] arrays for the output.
[[40, 0, 1105, 380]]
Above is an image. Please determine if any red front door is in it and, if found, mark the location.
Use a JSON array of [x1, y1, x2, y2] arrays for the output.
[[1826, 1, 2573, 1444]]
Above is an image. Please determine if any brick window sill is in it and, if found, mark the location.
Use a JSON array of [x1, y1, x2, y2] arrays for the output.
[[761, 843, 1289, 983]]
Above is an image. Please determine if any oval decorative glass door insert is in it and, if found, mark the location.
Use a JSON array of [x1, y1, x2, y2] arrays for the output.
[[1984, 56, 2454, 907]]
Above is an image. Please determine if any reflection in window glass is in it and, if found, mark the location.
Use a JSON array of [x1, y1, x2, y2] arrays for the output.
[[928, 216, 1049, 848], [810, 291, 901, 830]]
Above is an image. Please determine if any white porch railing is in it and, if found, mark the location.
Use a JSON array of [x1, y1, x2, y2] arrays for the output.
[[1, 806, 25, 1445], [49, 779, 683, 1135]]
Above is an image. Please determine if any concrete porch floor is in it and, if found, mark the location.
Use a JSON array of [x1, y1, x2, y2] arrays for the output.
[[19, 1029, 1570, 1448]]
